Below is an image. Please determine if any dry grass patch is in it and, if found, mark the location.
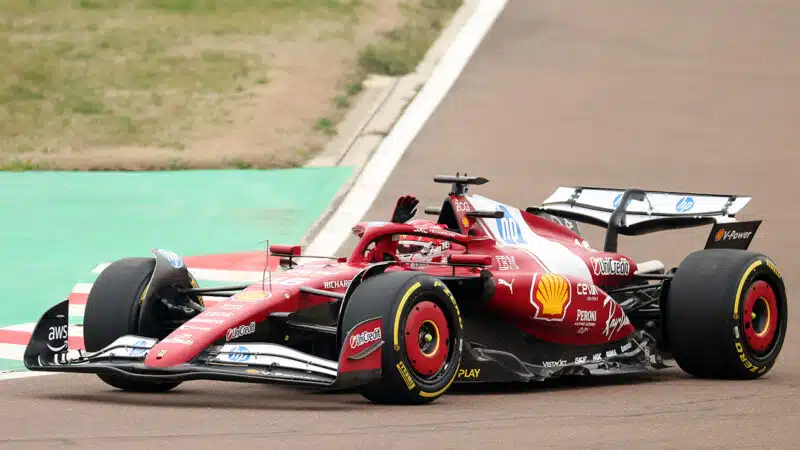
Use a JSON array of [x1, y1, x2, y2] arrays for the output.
[[0, 0, 461, 170]]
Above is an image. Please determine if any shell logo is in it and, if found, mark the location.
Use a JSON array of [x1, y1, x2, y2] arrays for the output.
[[531, 273, 572, 321], [461, 216, 470, 228], [715, 229, 725, 242]]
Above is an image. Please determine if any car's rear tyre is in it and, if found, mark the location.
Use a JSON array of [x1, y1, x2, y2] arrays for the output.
[[666, 249, 787, 379], [83, 257, 181, 393], [342, 271, 463, 405]]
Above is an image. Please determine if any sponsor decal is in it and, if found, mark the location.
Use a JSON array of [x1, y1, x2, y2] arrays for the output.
[[576, 282, 600, 300], [543, 359, 567, 368], [413, 226, 458, 238], [675, 196, 695, 212], [457, 368, 481, 379], [496, 255, 519, 271], [191, 318, 225, 325], [234, 290, 272, 302], [220, 303, 245, 310], [602, 296, 631, 341], [396, 361, 416, 390], [735, 342, 767, 374], [574, 356, 588, 364], [323, 279, 351, 289], [163, 333, 194, 345], [434, 280, 463, 330], [577, 327, 589, 335], [497, 278, 514, 295], [590, 257, 630, 277], [205, 311, 235, 318], [461, 216, 470, 228], [128, 339, 149, 357], [612, 193, 634, 209], [349, 327, 382, 349], [181, 325, 212, 332], [46, 325, 68, 352], [226, 345, 251, 362], [620, 342, 633, 352], [715, 228, 753, 243], [530, 274, 572, 321], [766, 259, 782, 279], [575, 309, 597, 327], [592, 352, 602, 361], [495, 205, 526, 244], [226, 321, 256, 341], [454, 200, 472, 212], [156, 249, 184, 269], [606, 349, 618, 358]]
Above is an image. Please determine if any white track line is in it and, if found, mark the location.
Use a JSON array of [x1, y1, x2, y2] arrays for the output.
[[0, 344, 26, 363], [306, 0, 508, 257], [73, 283, 93, 294], [0, 0, 508, 382]]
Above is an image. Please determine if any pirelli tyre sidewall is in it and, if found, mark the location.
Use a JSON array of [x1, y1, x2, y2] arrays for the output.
[[345, 271, 464, 404], [84, 257, 181, 393], [666, 249, 787, 379]]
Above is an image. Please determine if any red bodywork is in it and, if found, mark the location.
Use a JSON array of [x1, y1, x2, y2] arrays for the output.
[[144, 193, 638, 370]]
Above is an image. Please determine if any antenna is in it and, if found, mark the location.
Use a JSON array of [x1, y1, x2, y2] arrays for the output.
[[262, 239, 273, 293]]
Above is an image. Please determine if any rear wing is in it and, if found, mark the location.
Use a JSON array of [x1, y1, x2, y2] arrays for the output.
[[527, 187, 759, 252]]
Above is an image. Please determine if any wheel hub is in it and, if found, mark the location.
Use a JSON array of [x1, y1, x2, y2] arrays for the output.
[[404, 300, 450, 378], [742, 280, 779, 355]]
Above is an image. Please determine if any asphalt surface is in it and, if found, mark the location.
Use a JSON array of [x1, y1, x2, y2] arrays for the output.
[[3, 0, 799, 448]]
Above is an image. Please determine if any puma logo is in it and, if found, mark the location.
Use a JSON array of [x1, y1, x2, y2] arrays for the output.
[[498, 278, 514, 295]]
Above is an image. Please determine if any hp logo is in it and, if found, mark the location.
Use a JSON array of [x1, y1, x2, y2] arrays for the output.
[[129, 339, 148, 357], [226, 345, 251, 362], [675, 196, 695, 213], [612, 193, 633, 209]]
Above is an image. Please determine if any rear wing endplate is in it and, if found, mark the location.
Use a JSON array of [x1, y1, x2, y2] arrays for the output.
[[528, 187, 757, 252]]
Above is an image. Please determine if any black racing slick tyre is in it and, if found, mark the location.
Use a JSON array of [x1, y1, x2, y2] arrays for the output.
[[83, 257, 181, 393], [666, 249, 787, 379], [342, 271, 464, 405]]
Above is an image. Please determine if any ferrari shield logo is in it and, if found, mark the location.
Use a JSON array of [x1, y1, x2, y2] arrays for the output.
[[530, 273, 572, 321]]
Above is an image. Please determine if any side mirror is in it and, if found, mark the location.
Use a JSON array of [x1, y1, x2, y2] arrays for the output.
[[269, 244, 301, 256], [448, 254, 492, 267]]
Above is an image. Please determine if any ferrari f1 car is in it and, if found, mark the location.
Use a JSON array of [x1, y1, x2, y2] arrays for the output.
[[24, 174, 788, 405]]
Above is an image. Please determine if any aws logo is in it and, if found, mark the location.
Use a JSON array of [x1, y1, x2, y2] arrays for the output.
[[530, 273, 572, 321]]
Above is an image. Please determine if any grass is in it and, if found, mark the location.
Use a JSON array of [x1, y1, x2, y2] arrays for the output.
[[0, 0, 362, 168], [0, 0, 462, 170], [358, 0, 462, 76], [312, 0, 461, 141]]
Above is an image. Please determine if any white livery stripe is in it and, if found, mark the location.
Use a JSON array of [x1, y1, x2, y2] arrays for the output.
[[469, 194, 593, 281]]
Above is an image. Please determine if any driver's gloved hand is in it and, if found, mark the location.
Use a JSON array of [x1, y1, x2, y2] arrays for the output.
[[391, 195, 419, 223]]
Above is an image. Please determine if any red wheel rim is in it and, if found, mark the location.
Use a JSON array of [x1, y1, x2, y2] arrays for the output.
[[742, 280, 779, 355], [404, 300, 450, 377]]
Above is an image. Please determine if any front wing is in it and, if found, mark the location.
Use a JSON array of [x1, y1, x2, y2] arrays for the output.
[[23, 300, 380, 390]]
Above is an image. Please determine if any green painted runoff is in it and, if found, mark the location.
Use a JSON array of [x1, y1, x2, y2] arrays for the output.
[[0, 167, 352, 328]]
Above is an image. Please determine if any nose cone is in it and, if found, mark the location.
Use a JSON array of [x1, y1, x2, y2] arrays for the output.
[[143, 289, 286, 368]]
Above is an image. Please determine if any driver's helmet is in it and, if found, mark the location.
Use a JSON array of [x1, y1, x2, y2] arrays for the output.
[[395, 220, 450, 266]]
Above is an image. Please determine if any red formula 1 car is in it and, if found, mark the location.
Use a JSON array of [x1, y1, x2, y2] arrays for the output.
[[24, 175, 788, 404]]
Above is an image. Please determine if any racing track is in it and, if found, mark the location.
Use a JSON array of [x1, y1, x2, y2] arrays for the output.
[[2, 1, 799, 448]]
